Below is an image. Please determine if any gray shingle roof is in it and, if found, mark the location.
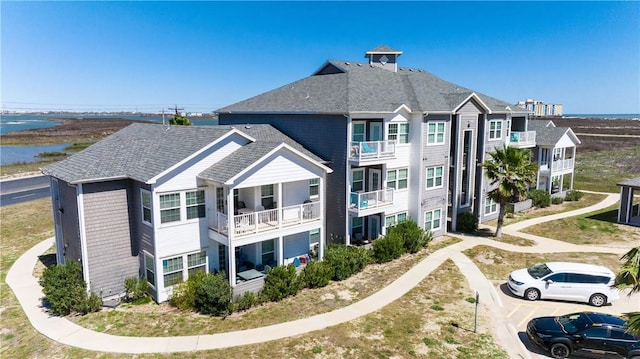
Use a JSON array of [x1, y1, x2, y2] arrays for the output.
[[42, 123, 323, 184], [216, 60, 523, 115], [528, 119, 581, 146], [618, 177, 640, 188], [365, 45, 402, 55]]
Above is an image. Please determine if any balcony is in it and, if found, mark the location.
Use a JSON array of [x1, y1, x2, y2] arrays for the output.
[[349, 141, 396, 165], [540, 158, 575, 174], [507, 131, 536, 148], [210, 201, 321, 238], [349, 188, 394, 216]]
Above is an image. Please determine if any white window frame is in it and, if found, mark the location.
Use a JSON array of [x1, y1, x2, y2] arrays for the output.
[[144, 252, 155, 288], [186, 189, 205, 220], [425, 166, 444, 190], [352, 168, 365, 192], [388, 122, 409, 144], [261, 184, 274, 208], [309, 178, 319, 199], [187, 251, 207, 276], [309, 229, 320, 247], [352, 121, 366, 142], [427, 122, 445, 145], [484, 197, 498, 215], [351, 216, 363, 239], [141, 189, 152, 226], [159, 193, 181, 224], [385, 212, 408, 230], [261, 239, 275, 265], [162, 250, 208, 288], [386, 168, 408, 190], [489, 120, 503, 140], [424, 208, 442, 231]]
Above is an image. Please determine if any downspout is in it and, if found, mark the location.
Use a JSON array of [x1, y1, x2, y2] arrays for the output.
[[76, 183, 91, 292]]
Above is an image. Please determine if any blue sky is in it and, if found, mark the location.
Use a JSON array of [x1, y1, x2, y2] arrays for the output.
[[2, 1, 639, 114]]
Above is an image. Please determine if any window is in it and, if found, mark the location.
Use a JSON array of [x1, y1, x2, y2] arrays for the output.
[[159, 193, 181, 223], [309, 178, 319, 199], [424, 209, 442, 231], [162, 256, 184, 287], [351, 217, 363, 239], [425, 166, 444, 189], [186, 190, 205, 220], [144, 253, 155, 287], [261, 239, 274, 265], [427, 122, 445, 145], [489, 120, 503, 140], [546, 273, 567, 282], [309, 229, 320, 246], [388, 123, 409, 143], [583, 327, 608, 339], [352, 169, 364, 192], [387, 168, 408, 190], [352, 122, 365, 142], [218, 244, 227, 274], [141, 190, 152, 224], [187, 251, 207, 275], [216, 187, 225, 213], [484, 198, 497, 215], [261, 184, 274, 208], [385, 212, 408, 229]]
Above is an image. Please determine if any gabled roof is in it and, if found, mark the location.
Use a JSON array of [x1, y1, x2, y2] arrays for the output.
[[42, 123, 324, 184], [529, 119, 581, 146], [618, 177, 640, 188], [217, 59, 526, 115]]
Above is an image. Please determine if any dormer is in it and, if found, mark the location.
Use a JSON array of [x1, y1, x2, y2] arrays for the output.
[[365, 45, 402, 72]]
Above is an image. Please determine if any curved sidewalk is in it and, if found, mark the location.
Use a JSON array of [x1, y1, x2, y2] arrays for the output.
[[6, 192, 632, 355]]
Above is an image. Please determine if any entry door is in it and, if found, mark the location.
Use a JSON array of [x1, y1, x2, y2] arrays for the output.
[[368, 215, 380, 240], [369, 122, 383, 141], [369, 169, 381, 192]]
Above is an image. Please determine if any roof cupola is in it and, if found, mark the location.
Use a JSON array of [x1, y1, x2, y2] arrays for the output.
[[365, 45, 402, 72]]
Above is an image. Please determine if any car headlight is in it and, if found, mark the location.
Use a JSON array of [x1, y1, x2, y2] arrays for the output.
[[509, 275, 524, 286], [536, 333, 553, 339]]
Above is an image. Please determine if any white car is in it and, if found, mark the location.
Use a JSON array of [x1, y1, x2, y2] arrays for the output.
[[507, 262, 619, 307]]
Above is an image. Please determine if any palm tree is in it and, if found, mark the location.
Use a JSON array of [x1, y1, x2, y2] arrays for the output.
[[614, 246, 640, 335], [482, 145, 537, 238]]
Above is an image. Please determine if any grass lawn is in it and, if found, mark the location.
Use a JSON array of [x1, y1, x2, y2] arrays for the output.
[[574, 147, 640, 193], [521, 204, 640, 245], [463, 246, 623, 281]]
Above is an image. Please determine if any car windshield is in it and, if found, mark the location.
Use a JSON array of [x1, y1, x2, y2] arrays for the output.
[[556, 313, 591, 334], [527, 263, 553, 279]]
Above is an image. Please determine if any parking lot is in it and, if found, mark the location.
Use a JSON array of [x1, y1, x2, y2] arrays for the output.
[[496, 282, 640, 358]]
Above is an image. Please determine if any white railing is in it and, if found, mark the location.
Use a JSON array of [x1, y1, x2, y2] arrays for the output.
[[349, 141, 396, 161], [551, 158, 574, 172], [508, 131, 536, 146], [210, 201, 321, 238], [349, 188, 394, 210]]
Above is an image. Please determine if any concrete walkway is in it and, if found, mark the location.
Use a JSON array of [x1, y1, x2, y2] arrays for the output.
[[5, 192, 635, 355]]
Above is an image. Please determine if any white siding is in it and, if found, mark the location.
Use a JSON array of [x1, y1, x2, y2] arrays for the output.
[[556, 133, 577, 148], [155, 221, 208, 258], [234, 149, 322, 188]]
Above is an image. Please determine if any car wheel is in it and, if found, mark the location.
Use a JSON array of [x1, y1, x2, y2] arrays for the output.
[[550, 342, 570, 359], [589, 293, 607, 307], [524, 288, 540, 301]]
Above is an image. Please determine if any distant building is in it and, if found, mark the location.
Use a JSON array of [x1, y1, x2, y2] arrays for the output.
[[517, 99, 563, 117]]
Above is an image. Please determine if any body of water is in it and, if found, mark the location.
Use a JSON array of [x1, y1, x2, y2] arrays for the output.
[[0, 114, 218, 166]]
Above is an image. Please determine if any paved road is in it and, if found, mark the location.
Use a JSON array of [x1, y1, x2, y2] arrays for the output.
[[0, 175, 50, 206]]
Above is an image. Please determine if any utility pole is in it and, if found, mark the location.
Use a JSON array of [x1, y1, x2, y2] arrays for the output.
[[169, 104, 184, 116]]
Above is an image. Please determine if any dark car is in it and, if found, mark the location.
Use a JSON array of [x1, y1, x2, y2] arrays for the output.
[[527, 312, 640, 358]]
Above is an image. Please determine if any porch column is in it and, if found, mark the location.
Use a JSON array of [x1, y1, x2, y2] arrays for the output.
[[277, 235, 284, 266], [318, 227, 324, 261], [227, 188, 237, 287], [277, 182, 283, 226], [319, 176, 325, 261], [229, 244, 236, 287]]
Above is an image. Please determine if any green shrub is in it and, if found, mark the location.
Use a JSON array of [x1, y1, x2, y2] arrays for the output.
[[233, 291, 259, 312], [260, 264, 301, 302], [552, 196, 564, 205], [169, 271, 207, 310], [300, 260, 333, 289], [194, 272, 233, 316], [565, 189, 584, 201], [39, 261, 102, 316], [456, 212, 479, 233], [124, 277, 149, 303], [372, 232, 405, 263], [388, 219, 431, 253], [528, 189, 551, 208], [324, 244, 372, 281]]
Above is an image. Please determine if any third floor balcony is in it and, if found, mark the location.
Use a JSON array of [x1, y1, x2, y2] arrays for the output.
[[349, 140, 396, 165]]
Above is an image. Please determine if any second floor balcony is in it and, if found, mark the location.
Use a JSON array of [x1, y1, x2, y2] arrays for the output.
[[349, 188, 394, 216], [539, 158, 575, 174], [210, 201, 321, 239], [349, 140, 396, 165], [508, 131, 536, 148]]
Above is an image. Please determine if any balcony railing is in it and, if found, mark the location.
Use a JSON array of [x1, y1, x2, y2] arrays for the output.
[[349, 188, 394, 211], [508, 131, 536, 148], [539, 158, 575, 173], [211, 201, 321, 237], [349, 141, 396, 161]]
